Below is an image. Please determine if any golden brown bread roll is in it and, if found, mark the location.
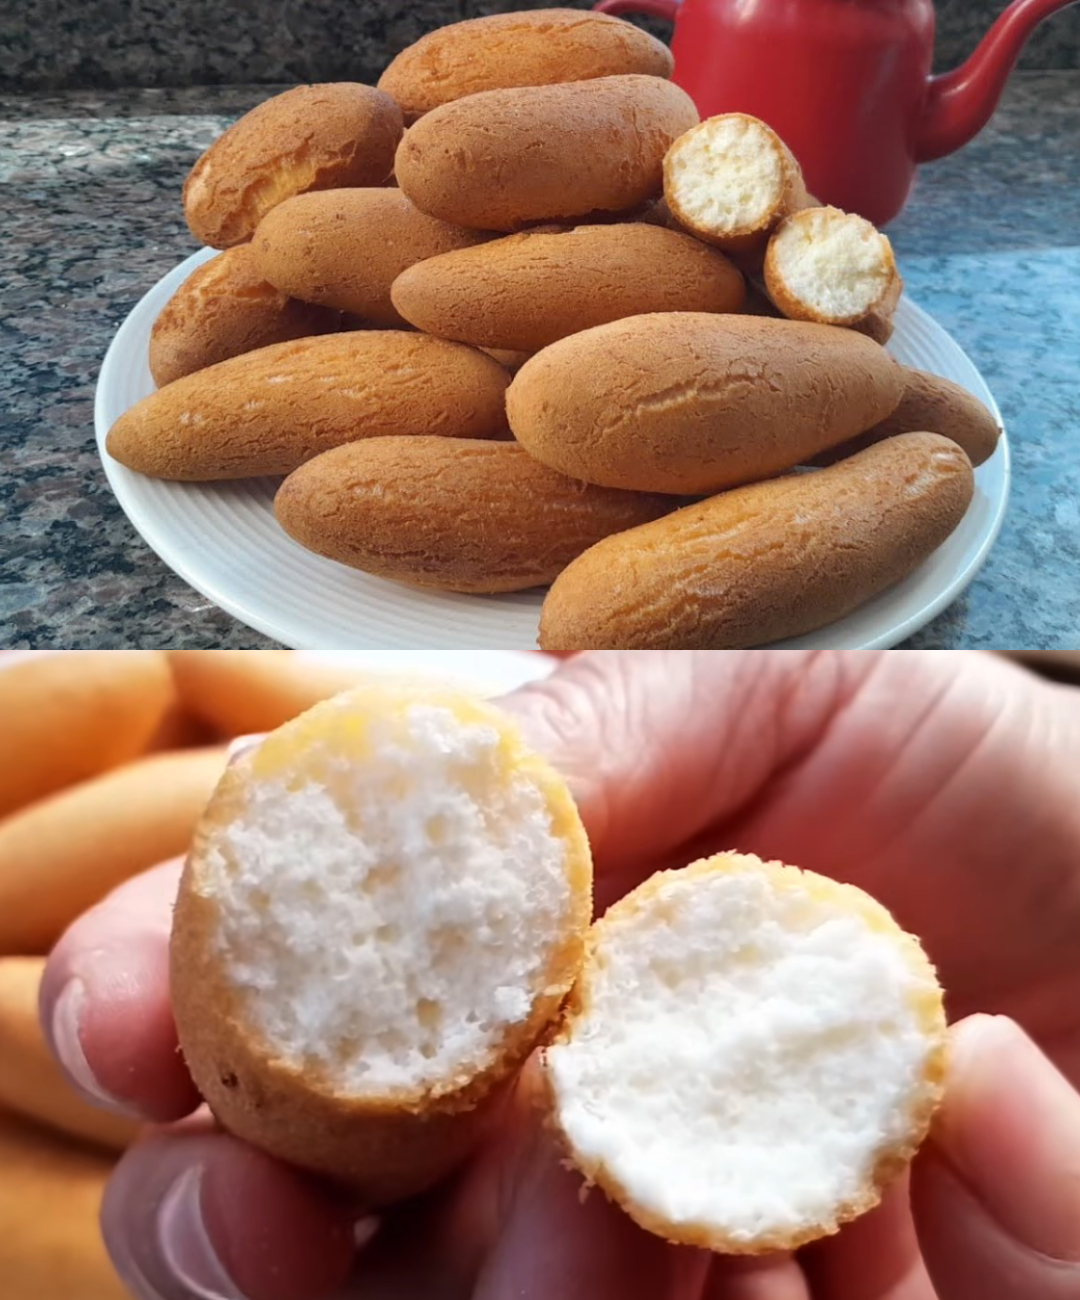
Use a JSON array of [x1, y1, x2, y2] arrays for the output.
[[396, 76, 698, 231], [183, 83, 403, 249], [0, 1110, 127, 1300], [251, 188, 492, 327], [764, 207, 902, 339], [106, 333, 511, 481], [0, 747, 227, 955], [479, 347, 533, 372], [378, 9, 673, 121], [149, 244, 339, 387], [0, 958, 138, 1151], [664, 114, 809, 260], [0, 651, 173, 821], [274, 437, 678, 593], [538, 433, 974, 650], [810, 367, 1002, 467], [171, 685, 592, 1202], [390, 224, 745, 352], [507, 313, 905, 494], [167, 651, 392, 736]]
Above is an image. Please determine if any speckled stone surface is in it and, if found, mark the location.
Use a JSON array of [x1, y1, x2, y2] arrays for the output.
[[1, 72, 1078, 648], [2, 0, 1078, 91]]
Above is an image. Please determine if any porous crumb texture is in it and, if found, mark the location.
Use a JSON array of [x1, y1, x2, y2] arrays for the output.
[[665, 115, 785, 236], [768, 207, 897, 323], [193, 687, 591, 1099], [546, 852, 947, 1251]]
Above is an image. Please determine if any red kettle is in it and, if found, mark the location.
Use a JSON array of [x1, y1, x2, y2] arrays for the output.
[[594, 0, 1076, 224]]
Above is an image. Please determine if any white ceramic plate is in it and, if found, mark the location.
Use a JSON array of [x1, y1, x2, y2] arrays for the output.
[[96, 247, 1010, 650]]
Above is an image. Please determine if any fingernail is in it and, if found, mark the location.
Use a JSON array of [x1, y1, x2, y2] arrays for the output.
[[158, 1167, 247, 1300], [227, 735, 263, 766], [50, 978, 136, 1118], [937, 1014, 1080, 1261]]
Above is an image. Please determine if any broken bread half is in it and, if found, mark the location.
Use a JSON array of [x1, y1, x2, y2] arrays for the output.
[[545, 851, 946, 1252], [663, 113, 809, 259], [171, 683, 592, 1203], [765, 205, 902, 340]]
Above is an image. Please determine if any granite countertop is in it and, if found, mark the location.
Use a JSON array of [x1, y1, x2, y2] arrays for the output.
[[2, 72, 1078, 649]]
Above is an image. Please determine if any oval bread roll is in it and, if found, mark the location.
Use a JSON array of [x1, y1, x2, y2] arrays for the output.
[[396, 76, 699, 231], [391, 224, 745, 352], [149, 245, 339, 387], [538, 433, 974, 650], [507, 313, 905, 494], [0, 958, 138, 1151], [480, 347, 533, 372], [665, 114, 809, 259], [0, 651, 173, 820], [251, 189, 491, 327], [183, 83, 403, 249], [811, 367, 1001, 467], [378, 9, 673, 121], [171, 685, 592, 1202], [0, 1110, 128, 1300], [764, 206, 902, 334], [106, 333, 511, 481], [275, 437, 677, 593], [546, 852, 946, 1252], [0, 747, 227, 955]]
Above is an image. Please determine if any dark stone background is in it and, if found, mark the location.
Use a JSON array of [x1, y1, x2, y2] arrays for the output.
[[3, 0, 1078, 92]]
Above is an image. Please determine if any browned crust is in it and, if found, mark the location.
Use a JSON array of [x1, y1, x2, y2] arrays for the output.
[[378, 9, 673, 121], [274, 437, 678, 592], [0, 1110, 129, 1300], [390, 224, 744, 353], [763, 207, 901, 330], [0, 651, 174, 821], [809, 366, 1002, 468], [536, 432, 974, 650], [664, 116, 807, 260], [170, 687, 593, 1203], [183, 83, 403, 249], [395, 76, 698, 231], [0, 746, 228, 955], [106, 332, 511, 481], [149, 245, 339, 387], [544, 852, 948, 1253], [506, 312, 905, 495], [250, 188, 492, 327]]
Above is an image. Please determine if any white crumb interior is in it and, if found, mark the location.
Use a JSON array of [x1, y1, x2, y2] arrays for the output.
[[668, 117, 783, 232], [547, 869, 935, 1243], [773, 209, 892, 320], [200, 702, 570, 1094]]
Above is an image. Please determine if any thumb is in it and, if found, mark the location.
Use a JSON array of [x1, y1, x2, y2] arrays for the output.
[[912, 1015, 1080, 1299], [498, 649, 850, 907]]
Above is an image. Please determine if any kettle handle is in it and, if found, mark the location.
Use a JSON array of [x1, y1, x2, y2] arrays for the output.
[[593, 0, 682, 19]]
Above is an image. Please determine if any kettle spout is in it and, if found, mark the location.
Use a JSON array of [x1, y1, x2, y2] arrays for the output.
[[916, 0, 1077, 162]]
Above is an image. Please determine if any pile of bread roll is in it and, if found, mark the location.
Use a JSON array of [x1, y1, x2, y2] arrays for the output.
[[105, 8, 1002, 649], [0, 650, 479, 1299]]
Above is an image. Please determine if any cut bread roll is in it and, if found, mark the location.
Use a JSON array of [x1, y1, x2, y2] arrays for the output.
[[764, 206, 902, 339], [545, 852, 946, 1252], [664, 114, 809, 260], [171, 684, 592, 1202], [0, 958, 138, 1151]]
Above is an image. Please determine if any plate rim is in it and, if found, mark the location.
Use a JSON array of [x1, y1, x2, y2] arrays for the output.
[[95, 247, 1011, 650]]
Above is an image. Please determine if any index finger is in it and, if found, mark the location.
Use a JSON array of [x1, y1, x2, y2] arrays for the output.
[[40, 856, 201, 1122]]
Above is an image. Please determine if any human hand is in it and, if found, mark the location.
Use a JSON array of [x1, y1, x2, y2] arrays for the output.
[[41, 650, 1080, 1299]]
